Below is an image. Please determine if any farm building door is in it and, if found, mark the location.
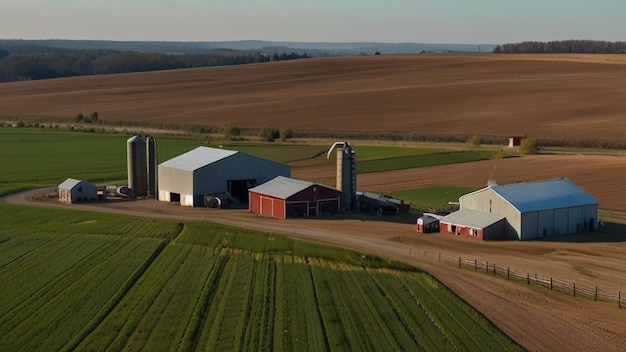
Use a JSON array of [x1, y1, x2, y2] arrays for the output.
[[228, 179, 256, 201]]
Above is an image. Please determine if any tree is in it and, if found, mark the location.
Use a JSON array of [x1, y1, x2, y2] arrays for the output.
[[280, 128, 293, 141], [90, 112, 99, 123], [259, 126, 279, 142], [467, 135, 481, 147], [520, 138, 538, 154], [222, 123, 241, 139], [75, 113, 84, 123], [374, 51, 382, 55]]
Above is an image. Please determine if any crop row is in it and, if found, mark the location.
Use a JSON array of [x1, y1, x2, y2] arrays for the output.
[[1, 206, 522, 351], [398, 273, 523, 351], [0, 234, 161, 351], [0, 205, 184, 239]]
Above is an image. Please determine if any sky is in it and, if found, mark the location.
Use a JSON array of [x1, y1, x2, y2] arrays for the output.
[[2, 0, 625, 44]]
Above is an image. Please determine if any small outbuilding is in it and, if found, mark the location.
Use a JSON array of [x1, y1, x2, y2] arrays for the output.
[[440, 209, 506, 240], [58, 178, 97, 204], [416, 213, 443, 233], [158, 146, 290, 207], [248, 176, 341, 219]]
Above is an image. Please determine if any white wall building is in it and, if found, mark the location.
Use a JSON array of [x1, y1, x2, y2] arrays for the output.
[[58, 178, 97, 204], [442, 178, 598, 240], [158, 146, 291, 207]]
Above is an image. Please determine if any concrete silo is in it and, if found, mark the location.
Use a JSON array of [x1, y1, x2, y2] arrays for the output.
[[327, 141, 357, 211], [127, 136, 147, 197], [146, 136, 158, 199]]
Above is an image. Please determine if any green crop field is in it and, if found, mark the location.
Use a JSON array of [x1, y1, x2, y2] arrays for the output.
[[356, 150, 496, 174], [0, 129, 323, 196], [392, 186, 479, 212], [0, 128, 497, 198], [0, 205, 522, 351]]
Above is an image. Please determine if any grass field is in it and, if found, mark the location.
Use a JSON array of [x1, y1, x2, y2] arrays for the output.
[[391, 186, 479, 211], [0, 128, 494, 200], [0, 205, 522, 351]]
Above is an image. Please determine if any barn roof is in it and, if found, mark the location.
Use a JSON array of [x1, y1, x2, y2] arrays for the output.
[[158, 146, 238, 171], [58, 178, 82, 190], [489, 178, 598, 213], [440, 209, 505, 229], [249, 176, 337, 200]]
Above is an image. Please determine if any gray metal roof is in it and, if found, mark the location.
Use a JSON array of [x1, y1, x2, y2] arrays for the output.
[[249, 176, 334, 199], [489, 178, 598, 213], [158, 146, 238, 171], [441, 209, 505, 229], [58, 178, 82, 190]]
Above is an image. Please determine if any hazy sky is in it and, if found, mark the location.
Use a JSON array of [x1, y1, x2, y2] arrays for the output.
[[2, 0, 625, 44]]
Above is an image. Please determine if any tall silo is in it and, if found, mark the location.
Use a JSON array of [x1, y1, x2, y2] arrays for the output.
[[327, 141, 357, 211], [146, 136, 158, 199], [127, 136, 147, 197]]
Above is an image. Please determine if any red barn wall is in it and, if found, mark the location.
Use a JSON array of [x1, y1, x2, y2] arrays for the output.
[[250, 184, 340, 219], [440, 222, 484, 240]]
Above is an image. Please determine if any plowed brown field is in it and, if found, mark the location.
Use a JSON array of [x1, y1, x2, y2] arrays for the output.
[[2, 54, 626, 144], [4, 54, 626, 351], [294, 153, 626, 211]]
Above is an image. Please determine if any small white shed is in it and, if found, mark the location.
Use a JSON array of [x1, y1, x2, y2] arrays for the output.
[[58, 178, 97, 204]]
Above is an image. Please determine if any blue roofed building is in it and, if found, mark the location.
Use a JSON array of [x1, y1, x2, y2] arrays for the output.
[[440, 178, 598, 240]]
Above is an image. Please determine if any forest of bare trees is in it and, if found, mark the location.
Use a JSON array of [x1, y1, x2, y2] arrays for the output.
[[0, 47, 310, 82], [493, 40, 626, 54]]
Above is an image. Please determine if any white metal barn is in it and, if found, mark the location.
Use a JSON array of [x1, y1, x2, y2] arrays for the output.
[[158, 146, 291, 207], [58, 178, 97, 204], [451, 178, 598, 240]]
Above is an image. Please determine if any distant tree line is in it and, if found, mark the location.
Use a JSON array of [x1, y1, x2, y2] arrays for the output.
[[0, 47, 311, 82], [493, 40, 626, 54]]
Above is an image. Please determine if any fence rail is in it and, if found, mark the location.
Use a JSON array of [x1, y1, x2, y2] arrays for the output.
[[415, 247, 624, 309]]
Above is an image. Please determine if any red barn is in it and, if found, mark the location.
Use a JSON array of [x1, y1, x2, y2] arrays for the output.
[[249, 176, 341, 219]]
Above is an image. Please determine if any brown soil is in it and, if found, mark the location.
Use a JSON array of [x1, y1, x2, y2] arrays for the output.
[[2, 54, 626, 144], [295, 153, 626, 211]]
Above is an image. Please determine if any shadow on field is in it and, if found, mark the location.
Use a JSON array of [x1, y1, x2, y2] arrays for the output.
[[540, 222, 626, 243]]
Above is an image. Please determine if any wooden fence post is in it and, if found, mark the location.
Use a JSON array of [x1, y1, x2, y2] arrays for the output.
[[595, 286, 598, 302], [527, 273, 530, 285], [458, 256, 461, 268], [474, 259, 477, 271], [550, 277, 553, 290], [493, 263, 496, 275], [573, 282, 576, 297], [507, 266, 510, 280], [619, 291, 621, 309]]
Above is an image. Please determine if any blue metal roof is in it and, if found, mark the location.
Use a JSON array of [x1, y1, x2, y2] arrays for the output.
[[490, 178, 598, 213], [159, 146, 238, 171]]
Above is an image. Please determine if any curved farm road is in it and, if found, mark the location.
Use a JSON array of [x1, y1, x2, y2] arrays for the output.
[[5, 188, 626, 352]]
